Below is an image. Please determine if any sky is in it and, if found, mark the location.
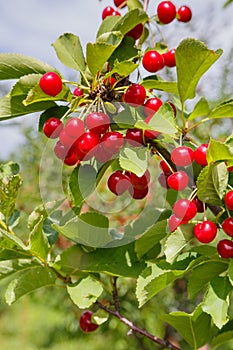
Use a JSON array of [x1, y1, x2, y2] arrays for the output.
[[0, 0, 232, 159]]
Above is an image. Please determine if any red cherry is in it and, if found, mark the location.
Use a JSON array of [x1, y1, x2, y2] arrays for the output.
[[101, 131, 125, 155], [171, 146, 194, 167], [65, 117, 85, 140], [85, 112, 110, 135], [159, 160, 172, 174], [194, 220, 217, 243], [144, 114, 161, 140], [177, 5, 192, 23], [157, 1, 176, 24], [77, 132, 100, 159], [193, 144, 208, 166], [158, 172, 170, 188], [126, 23, 144, 40], [103, 76, 117, 87], [131, 185, 149, 200], [124, 84, 146, 107], [162, 49, 176, 67], [129, 170, 150, 190], [222, 217, 233, 237], [126, 128, 144, 147], [217, 239, 233, 259], [143, 97, 163, 118], [80, 311, 99, 333], [167, 170, 189, 191], [54, 141, 70, 160], [43, 117, 64, 139], [173, 199, 197, 221], [102, 6, 121, 20], [73, 87, 84, 97], [108, 170, 131, 195], [59, 129, 76, 148], [142, 50, 165, 73], [63, 151, 79, 166], [225, 190, 233, 211], [39, 72, 63, 96], [114, 0, 127, 8], [168, 214, 188, 232], [192, 197, 204, 213], [94, 144, 113, 163], [167, 101, 177, 116]]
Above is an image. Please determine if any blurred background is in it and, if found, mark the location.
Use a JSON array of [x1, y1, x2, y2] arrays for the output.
[[0, 1, 233, 349]]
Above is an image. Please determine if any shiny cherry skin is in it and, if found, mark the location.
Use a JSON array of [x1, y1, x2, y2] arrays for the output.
[[54, 141, 70, 160], [85, 112, 110, 135], [39, 72, 63, 96], [114, 0, 127, 8], [80, 311, 99, 333], [177, 5, 192, 23], [163, 49, 176, 67], [168, 214, 188, 232], [142, 50, 165, 73], [102, 6, 121, 20], [167, 170, 189, 191], [159, 160, 172, 174], [143, 97, 163, 118], [194, 220, 217, 243], [171, 146, 194, 167], [131, 185, 149, 200], [76, 132, 100, 160], [217, 239, 233, 259], [193, 144, 208, 166], [126, 128, 144, 147], [126, 23, 144, 40], [158, 172, 170, 189], [124, 84, 146, 107], [108, 170, 131, 195], [157, 1, 176, 24], [222, 217, 233, 237], [43, 117, 64, 139], [73, 86, 84, 97], [192, 197, 204, 213], [65, 117, 85, 140], [224, 190, 233, 211], [101, 131, 125, 155], [129, 170, 150, 190], [173, 199, 197, 221]]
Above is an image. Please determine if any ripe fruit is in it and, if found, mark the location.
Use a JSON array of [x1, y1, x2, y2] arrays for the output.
[[80, 311, 99, 333], [101, 131, 125, 155], [163, 49, 176, 67], [65, 117, 85, 140], [142, 50, 165, 73], [171, 146, 194, 167], [224, 190, 233, 211], [39, 72, 63, 96], [126, 23, 144, 40], [129, 170, 150, 190], [126, 128, 144, 147], [114, 0, 127, 8], [168, 214, 187, 232], [73, 86, 84, 97], [54, 141, 69, 160], [167, 170, 189, 191], [158, 172, 170, 188], [85, 112, 110, 134], [194, 220, 217, 243], [193, 143, 208, 166], [43, 117, 63, 139], [222, 217, 233, 237], [192, 197, 204, 213], [103, 76, 117, 87], [157, 1, 176, 24], [177, 5, 192, 23], [159, 160, 172, 174], [144, 114, 161, 140], [108, 170, 131, 195], [124, 84, 146, 107], [59, 129, 76, 148], [102, 6, 120, 20], [77, 132, 100, 159], [143, 97, 163, 118], [131, 185, 148, 200], [173, 199, 197, 221], [217, 239, 233, 259]]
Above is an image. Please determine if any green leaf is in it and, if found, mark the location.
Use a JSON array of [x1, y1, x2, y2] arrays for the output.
[[135, 219, 167, 260], [212, 331, 233, 349], [52, 33, 86, 72], [67, 276, 103, 309], [135, 103, 177, 135], [188, 261, 228, 299], [53, 211, 111, 248], [224, 0, 233, 7], [97, 16, 121, 38], [188, 97, 210, 120], [29, 216, 50, 261], [55, 242, 145, 278], [0, 53, 56, 80], [0, 162, 22, 221], [127, 0, 143, 10], [106, 59, 138, 78], [196, 163, 229, 206], [140, 78, 178, 95], [113, 106, 137, 129], [5, 265, 56, 305], [68, 164, 97, 207], [207, 139, 233, 163], [163, 306, 212, 349], [0, 228, 28, 251], [176, 38, 223, 103], [164, 228, 189, 264], [112, 8, 148, 35], [202, 285, 229, 329], [119, 146, 148, 177], [209, 100, 233, 118], [109, 36, 139, 65], [86, 32, 123, 76]]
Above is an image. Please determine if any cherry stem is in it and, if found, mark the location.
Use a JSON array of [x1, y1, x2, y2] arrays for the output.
[[96, 300, 181, 350]]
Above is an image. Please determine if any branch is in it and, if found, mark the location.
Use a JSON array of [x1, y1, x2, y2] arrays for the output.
[[96, 300, 181, 350]]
